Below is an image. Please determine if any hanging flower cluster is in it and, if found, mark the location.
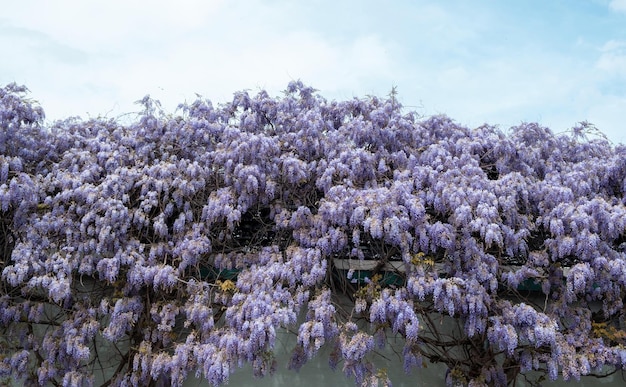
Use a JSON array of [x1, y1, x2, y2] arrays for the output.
[[1, 82, 626, 386]]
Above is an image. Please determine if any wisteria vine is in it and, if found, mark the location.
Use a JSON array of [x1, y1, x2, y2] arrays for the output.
[[1, 82, 626, 386]]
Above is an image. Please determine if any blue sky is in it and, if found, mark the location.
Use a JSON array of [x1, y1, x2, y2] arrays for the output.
[[2, 0, 625, 143]]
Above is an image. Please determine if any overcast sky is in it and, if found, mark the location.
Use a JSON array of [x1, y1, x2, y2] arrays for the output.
[[2, 0, 625, 144]]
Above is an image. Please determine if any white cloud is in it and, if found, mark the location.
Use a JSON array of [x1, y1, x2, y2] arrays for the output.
[[1, 0, 399, 121], [102, 31, 397, 115], [600, 40, 626, 52], [413, 53, 588, 129], [2, 0, 225, 50], [609, 0, 626, 13], [587, 95, 626, 144], [596, 40, 626, 77], [596, 52, 626, 76]]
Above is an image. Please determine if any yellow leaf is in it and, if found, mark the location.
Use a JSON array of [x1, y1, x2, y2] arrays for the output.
[[217, 279, 236, 293]]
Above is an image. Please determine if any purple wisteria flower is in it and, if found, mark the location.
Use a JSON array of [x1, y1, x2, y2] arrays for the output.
[[2, 81, 626, 386]]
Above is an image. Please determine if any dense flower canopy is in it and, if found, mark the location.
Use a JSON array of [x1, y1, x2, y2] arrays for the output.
[[1, 82, 626, 386]]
